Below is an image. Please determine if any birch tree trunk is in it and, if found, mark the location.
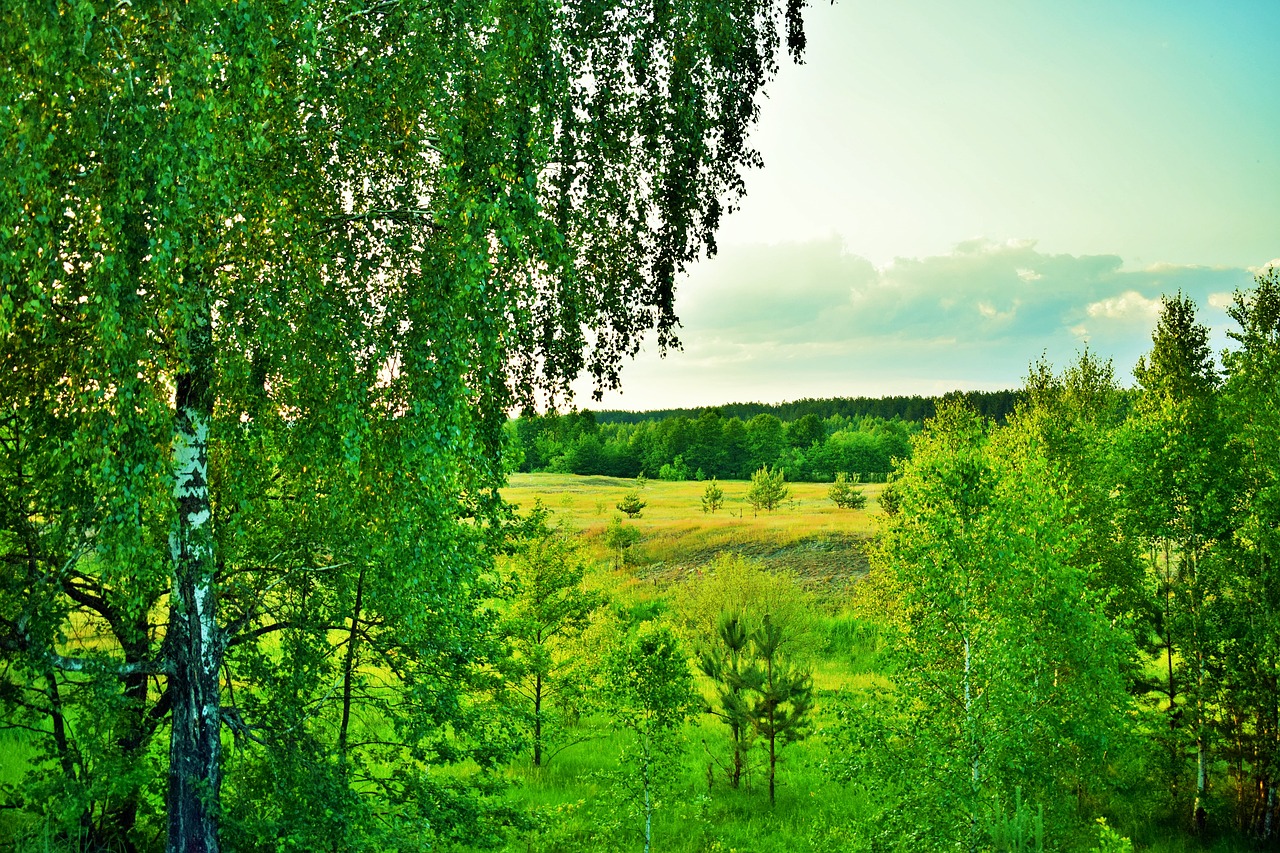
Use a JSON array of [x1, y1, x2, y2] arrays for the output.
[[166, 299, 222, 853]]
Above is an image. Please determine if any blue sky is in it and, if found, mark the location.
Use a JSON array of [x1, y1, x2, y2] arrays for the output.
[[573, 1, 1280, 410]]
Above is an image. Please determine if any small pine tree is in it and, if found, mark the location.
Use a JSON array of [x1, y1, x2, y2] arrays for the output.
[[828, 472, 867, 509], [747, 466, 789, 512], [746, 614, 813, 805], [701, 478, 725, 514], [604, 516, 642, 570], [698, 612, 756, 788], [616, 491, 646, 518]]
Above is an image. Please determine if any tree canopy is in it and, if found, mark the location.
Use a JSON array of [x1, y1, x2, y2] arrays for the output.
[[0, 1, 811, 849]]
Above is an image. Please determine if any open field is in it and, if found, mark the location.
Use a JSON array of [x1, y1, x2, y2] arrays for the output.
[[502, 473, 880, 596]]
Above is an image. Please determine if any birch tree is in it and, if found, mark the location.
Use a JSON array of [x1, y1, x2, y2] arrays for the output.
[[849, 402, 1136, 849], [1217, 268, 1280, 840], [603, 623, 696, 853], [1119, 294, 1233, 832], [0, 0, 813, 849]]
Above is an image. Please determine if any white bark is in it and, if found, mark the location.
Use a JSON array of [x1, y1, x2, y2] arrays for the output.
[[166, 324, 222, 853]]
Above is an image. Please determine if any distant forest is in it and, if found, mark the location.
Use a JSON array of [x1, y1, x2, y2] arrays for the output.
[[506, 390, 1027, 482], [593, 388, 1023, 425]]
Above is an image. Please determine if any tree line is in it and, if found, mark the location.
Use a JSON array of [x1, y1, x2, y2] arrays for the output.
[[591, 389, 1023, 426], [507, 408, 917, 483]]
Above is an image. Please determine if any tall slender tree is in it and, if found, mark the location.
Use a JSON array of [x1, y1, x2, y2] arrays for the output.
[[852, 402, 1135, 848], [1122, 294, 1233, 832], [1218, 268, 1280, 839], [498, 506, 604, 767]]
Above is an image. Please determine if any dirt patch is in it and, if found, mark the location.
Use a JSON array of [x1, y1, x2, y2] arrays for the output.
[[635, 532, 871, 595]]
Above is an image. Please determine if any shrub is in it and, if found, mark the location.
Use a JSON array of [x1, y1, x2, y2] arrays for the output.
[[746, 466, 789, 512], [828, 472, 867, 509], [615, 491, 646, 518]]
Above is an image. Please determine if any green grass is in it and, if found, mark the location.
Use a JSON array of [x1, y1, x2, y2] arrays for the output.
[[489, 474, 1256, 853], [503, 473, 878, 599], [494, 709, 874, 853]]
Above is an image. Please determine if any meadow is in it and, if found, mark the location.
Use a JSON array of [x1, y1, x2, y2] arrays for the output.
[[492, 472, 885, 853], [502, 473, 878, 588], [488, 473, 1257, 853]]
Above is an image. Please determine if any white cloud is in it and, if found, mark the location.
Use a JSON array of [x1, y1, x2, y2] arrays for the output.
[[1208, 292, 1234, 310], [575, 239, 1261, 409], [1085, 291, 1162, 321]]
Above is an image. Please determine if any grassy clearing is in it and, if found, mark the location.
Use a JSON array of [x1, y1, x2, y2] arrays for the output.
[[494, 673, 876, 853], [503, 473, 879, 596], [490, 473, 884, 851]]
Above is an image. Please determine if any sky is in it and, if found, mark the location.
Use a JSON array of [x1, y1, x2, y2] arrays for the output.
[[571, 1, 1280, 411]]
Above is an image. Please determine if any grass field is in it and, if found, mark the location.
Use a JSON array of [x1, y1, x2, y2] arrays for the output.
[[491, 473, 885, 851], [502, 473, 879, 596]]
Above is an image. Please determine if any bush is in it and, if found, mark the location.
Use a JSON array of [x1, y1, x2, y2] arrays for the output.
[[658, 455, 691, 481], [615, 491, 646, 518], [746, 466, 789, 512], [828, 472, 867, 509]]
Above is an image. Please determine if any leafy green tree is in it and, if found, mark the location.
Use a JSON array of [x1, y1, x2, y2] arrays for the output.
[[687, 409, 728, 479], [1010, 352, 1144, 622], [658, 454, 692, 482], [1121, 294, 1232, 831], [604, 516, 642, 571], [498, 507, 605, 767], [841, 403, 1136, 848], [746, 414, 787, 472], [827, 472, 867, 509], [701, 478, 725, 514], [1216, 267, 1280, 841], [721, 417, 751, 479], [617, 491, 647, 519], [0, 0, 813, 849], [747, 466, 790, 512], [786, 413, 825, 450], [603, 623, 697, 853]]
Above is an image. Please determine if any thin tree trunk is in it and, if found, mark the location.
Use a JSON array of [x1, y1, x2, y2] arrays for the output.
[[45, 671, 77, 782], [1190, 550, 1208, 834], [533, 670, 543, 766], [166, 300, 221, 853], [1266, 666, 1279, 842], [731, 719, 743, 789], [768, 728, 776, 805], [642, 734, 652, 853], [767, 649, 777, 805], [1164, 543, 1177, 717], [965, 632, 980, 853], [338, 564, 367, 760]]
